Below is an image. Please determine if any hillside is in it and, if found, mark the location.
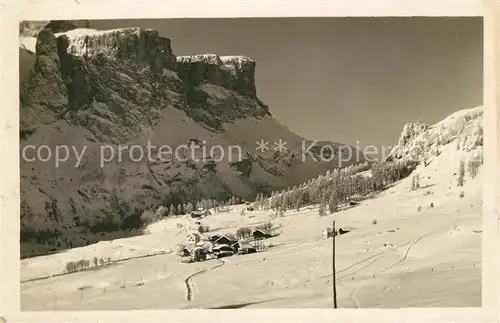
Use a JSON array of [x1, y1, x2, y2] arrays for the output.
[[19, 21, 365, 257], [20, 105, 483, 309]]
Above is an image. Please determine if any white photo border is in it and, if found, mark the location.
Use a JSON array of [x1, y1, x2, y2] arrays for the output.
[[1, 1, 498, 322]]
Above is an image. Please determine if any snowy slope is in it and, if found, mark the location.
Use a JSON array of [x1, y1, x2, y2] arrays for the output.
[[21, 106, 483, 309]]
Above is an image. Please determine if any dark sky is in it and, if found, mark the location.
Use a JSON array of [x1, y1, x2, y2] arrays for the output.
[[91, 17, 483, 150]]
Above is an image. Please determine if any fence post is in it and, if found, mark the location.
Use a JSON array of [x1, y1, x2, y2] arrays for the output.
[[332, 220, 337, 309]]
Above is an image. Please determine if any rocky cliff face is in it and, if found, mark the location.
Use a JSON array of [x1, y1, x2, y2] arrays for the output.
[[19, 22, 364, 257], [177, 54, 258, 99], [19, 20, 90, 36]]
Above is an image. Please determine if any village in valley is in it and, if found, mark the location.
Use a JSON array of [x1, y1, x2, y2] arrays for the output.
[[176, 201, 347, 263], [179, 203, 275, 263]]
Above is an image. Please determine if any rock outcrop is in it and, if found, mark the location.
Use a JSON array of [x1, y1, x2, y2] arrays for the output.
[[19, 25, 364, 257], [386, 106, 483, 163], [177, 54, 257, 98], [20, 20, 90, 37]]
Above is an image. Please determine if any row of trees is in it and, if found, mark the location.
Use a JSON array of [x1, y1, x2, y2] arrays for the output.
[[255, 159, 417, 216], [257, 149, 483, 217], [151, 179, 237, 217], [458, 154, 482, 187], [65, 256, 113, 273], [140, 195, 247, 226], [173, 196, 243, 215], [137, 157, 417, 224]]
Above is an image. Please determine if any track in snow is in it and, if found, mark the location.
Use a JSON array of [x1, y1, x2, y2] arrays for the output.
[[184, 259, 225, 301]]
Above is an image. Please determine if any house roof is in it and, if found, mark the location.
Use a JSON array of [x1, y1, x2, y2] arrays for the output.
[[224, 233, 238, 241], [214, 236, 238, 243], [252, 228, 271, 235], [215, 233, 237, 243]]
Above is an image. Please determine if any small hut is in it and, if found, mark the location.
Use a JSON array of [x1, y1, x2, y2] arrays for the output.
[[338, 228, 350, 235], [322, 227, 334, 239], [252, 228, 272, 240], [237, 243, 257, 255], [190, 210, 203, 218], [214, 233, 238, 246], [322, 227, 350, 239]]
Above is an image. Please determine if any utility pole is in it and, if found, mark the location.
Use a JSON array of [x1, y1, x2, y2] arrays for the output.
[[332, 220, 337, 309]]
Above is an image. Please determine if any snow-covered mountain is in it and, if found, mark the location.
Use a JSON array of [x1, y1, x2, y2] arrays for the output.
[[386, 106, 483, 169]]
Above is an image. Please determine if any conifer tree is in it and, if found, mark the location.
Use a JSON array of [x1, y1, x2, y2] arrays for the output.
[[458, 159, 465, 187], [467, 158, 480, 179], [294, 194, 301, 211], [328, 191, 338, 214], [259, 194, 266, 209], [282, 192, 291, 211], [318, 200, 326, 217], [185, 201, 190, 213], [277, 193, 284, 210]]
